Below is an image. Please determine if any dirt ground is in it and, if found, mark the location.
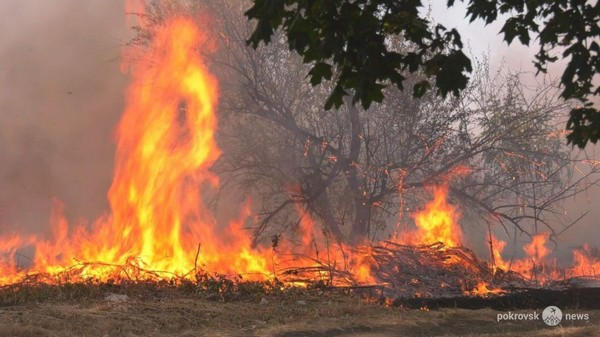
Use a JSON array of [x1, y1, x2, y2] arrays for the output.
[[0, 291, 598, 337]]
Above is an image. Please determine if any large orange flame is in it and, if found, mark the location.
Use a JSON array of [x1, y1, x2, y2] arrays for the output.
[[400, 184, 462, 247], [0, 16, 377, 286], [0, 16, 271, 284], [109, 16, 221, 274], [106, 16, 273, 278], [0, 11, 597, 295]]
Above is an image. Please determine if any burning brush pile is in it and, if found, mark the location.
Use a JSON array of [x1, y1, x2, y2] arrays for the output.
[[1, 16, 599, 302]]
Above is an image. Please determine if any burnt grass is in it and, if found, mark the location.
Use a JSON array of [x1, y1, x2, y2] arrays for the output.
[[2, 275, 600, 311], [0, 274, 363, 307], [0, 278, 278, 307], [1, 279, 599, 337], [393, 287, 600, 310]]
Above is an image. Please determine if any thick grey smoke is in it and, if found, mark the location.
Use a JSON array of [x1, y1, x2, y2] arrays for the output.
[[0, 0, 128, 233]]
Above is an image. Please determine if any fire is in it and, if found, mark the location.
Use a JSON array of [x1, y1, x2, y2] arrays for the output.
[[0, 16, 270, 284], [108, 16, 273, 278], [0, 7, 383, 285], [569, 244, 600, 278], [110, 16, 222, 275], [490, 232, 591, 284], [523, 233, 551, 262], [400, 184, 462, 247], [469, 282, 504, 296], [0, 5, 598, 298], [502, 233, 553, 282], [489, 234, 508, 272], [289, 201, 377, 285]]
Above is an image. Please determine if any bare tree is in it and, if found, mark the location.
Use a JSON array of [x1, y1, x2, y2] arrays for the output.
[[135, 0, 600, 247]]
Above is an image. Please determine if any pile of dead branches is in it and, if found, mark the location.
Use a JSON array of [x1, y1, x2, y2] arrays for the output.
[[368, 241, 530, 298], [277, 241, 531, 298]]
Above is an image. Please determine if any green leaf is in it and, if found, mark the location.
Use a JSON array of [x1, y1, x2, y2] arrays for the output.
[[325, 84, 346, 110], [244, 0, 600, 148], [413, 80, 431, 98], [308, 62, 333, 85], [566, 107, 600, 148]]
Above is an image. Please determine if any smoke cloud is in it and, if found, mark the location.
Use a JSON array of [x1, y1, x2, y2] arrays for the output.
[[0, 0, 128, 233]]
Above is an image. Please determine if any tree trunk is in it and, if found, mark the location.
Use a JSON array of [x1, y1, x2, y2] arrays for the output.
[[350, 200, 371, 243], [344, 97, 371, 243]]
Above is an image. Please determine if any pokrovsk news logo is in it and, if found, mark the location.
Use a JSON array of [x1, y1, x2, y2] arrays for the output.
[[497, 305, 590, 326]]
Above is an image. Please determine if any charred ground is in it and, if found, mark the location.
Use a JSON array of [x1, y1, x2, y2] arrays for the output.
[[0, 282, 599, 337]]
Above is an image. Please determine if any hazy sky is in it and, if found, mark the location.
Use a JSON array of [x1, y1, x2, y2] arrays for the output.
[[0, 1, 597, 252]]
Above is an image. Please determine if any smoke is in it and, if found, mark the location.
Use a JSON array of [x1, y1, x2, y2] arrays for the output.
[[0, 0, 128, 233], [428, 1, 600, 253], [0, 0, 597, 260]]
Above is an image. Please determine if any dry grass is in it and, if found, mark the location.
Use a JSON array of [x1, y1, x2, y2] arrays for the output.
[[0, 282, 598, 337]]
